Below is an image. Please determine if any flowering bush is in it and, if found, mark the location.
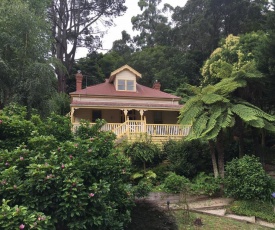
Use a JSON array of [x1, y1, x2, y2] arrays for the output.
[[0, 104, 134, 229], [0, 200, 53, 229]]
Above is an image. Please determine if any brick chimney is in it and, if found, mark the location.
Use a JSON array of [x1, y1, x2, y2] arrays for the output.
[[152, 80, 161, 90], [75, 70, 83, 91]]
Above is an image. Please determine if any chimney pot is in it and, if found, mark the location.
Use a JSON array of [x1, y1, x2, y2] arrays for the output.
[[153, 80, 161, 90], [75, 71, 83, 91]]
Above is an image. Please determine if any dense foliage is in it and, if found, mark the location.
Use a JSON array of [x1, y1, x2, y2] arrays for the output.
[[162, 139, 212, 178], [0, 104, 134, 229], [0, 0, 56, 113], [162, 172, 190, 194], [178, 34, 275, 178], [224, 155, 275, 201]]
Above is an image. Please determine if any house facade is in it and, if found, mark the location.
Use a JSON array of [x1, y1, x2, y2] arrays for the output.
[[70, 65, 190, 143]]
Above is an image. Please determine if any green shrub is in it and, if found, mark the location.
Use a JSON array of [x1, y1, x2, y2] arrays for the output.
[[190, 172, 221, 196], [39, 113, 73, 142], [0, 109, 134, 229], [152, 163, 171, 184], [162, 139, 212, 178], [124, 141, 160, 171], [163, 172, 190, 193], [0, 199, 53, 229], [133, 179, 153, 198], [75, 119, 106, 139], [224, 155, 275, 201], [0, 104, 35, 150], [229, 200, 275, 223]]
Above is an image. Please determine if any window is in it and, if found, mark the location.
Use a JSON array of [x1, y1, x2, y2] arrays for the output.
[[92, 110, 102, 122], [117, 79, 135, 91], [127, 80, 134, 91]]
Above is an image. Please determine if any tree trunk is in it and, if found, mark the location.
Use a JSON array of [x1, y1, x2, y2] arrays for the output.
[[209, 140, 219, 178], [216, 131, 225, 178], [235, 117, 245, 158]]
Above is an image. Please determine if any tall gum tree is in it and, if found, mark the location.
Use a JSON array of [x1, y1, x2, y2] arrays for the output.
[[0, 0, 56, 114], [49, 0, 127, 92]]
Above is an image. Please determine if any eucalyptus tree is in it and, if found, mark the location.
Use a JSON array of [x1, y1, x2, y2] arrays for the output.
[[111, 31, 135, 57], [48, 0, 127, 93], [179, 34, 275, 178], [0, 0, 56, 115], [127, 46, 201, 91], [172, 0, 269, 56], [131, 0, 173, 48]]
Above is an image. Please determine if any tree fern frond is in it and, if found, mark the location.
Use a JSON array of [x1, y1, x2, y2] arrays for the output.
[[263, 120, 275, 132], [214, 78, 247, 95], [187, 84, 201, 95], [247, 119, 265, 128], [238, 101, 275, 122], [201, 85, 216, 94], [201, 93, 229, 104], [192, 112, 208, 137], [220, 108, 235, 128], [201, 106, 223, 136], [203, 124, 221, 140], [180, 96, 201, 114], [179, 99, 204, 125], [231, 104, 258, 122]]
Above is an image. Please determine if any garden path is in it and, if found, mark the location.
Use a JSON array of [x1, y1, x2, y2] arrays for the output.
[[142, 192, 275, 229]]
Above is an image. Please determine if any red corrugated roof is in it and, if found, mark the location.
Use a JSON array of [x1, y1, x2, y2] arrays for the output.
[[70, 79, 180, 100]]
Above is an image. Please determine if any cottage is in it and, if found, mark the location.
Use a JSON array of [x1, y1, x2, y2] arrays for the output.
[[70, 65, 190, 143]]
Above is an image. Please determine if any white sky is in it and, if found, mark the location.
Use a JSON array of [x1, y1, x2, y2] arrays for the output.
[[76, 0, 187, 58]]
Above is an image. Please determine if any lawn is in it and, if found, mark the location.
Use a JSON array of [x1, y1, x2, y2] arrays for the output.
[[175, 211, 271, 230], [125, 200, 271, 230]]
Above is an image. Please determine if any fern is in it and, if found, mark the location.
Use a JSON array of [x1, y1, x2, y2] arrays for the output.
[[192, 112, 208, 137], [220, 108, 235, 128], [203, 124, 221, 140], [179, 100, 204, 125], [201, 93, 229, 104], [263, 120, 275, 132], [238, 101, 275, 122], [231, 104, 258, 122], [202, 85, 215, 94], [247, 119, 265, 128], [201, 106, 223, 137], [214, 78, 246, 95]]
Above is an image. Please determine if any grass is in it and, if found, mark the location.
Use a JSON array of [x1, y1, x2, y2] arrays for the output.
[[174, 211, 271, 230]]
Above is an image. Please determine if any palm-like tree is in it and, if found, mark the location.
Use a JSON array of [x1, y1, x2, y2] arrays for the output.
[[179, 35, 275, 178]]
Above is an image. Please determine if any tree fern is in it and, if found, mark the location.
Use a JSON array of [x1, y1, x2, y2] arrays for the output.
[[201, 93, 229, 104]]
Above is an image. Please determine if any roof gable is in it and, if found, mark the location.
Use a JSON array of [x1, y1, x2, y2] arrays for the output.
[[109, 64, 142, 83]]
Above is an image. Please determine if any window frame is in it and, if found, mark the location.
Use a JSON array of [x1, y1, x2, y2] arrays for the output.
[[117, 79, 135, 91]]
